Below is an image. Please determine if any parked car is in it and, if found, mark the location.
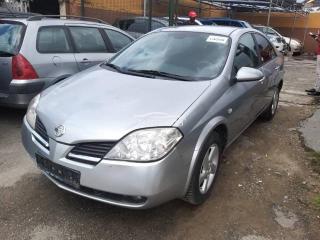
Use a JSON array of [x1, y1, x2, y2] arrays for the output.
[[0, 16, 134, 108], [199, 18, 252, 28], [283, 37, 303, 55], [253, 25, 303, 55], [114, 16, 202, 38], [22, 26, 284, 209], [253, 25, 286, 53]]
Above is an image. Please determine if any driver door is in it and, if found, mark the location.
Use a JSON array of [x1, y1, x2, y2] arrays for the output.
[[226, 33, 266, 140]]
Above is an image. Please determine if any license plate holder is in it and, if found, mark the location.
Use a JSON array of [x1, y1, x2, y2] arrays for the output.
[[36, 155, 81, 189]]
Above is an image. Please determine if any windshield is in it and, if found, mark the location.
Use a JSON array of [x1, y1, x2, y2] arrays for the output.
[[108, 31, 231, 81], [0, 22, 24, 56]]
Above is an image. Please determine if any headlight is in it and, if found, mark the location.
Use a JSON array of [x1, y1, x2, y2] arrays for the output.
[[291, 41, 298, 47], [26, 94, 40, 129], [105, 128, 183, 161]]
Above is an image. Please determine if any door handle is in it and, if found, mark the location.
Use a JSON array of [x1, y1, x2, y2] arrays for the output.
[[258, 77, 265, 85], [81, 58, 91, 64]]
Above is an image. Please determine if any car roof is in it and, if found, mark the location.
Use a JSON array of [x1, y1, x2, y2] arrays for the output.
[[118, 16, 168, 25], [200, 18, 247, 23], [1, 18, 28, 24], [253, 25, 267, 28], [157, 25, 240, 36], [1, 17, 110, 27]]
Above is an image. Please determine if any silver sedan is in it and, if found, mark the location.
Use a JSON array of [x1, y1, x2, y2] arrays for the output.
[[22, 26, 284, 209]]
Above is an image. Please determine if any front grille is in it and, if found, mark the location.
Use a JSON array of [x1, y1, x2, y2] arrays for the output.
[[46, 172, 147, 205], [67, 142, 116, 165], [34, 117, 49, 149], [35, 118, 49, 142]]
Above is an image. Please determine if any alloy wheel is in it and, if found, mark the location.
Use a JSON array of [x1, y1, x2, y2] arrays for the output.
[[271, 89, 279, 116], [199, 144, 220, 194]]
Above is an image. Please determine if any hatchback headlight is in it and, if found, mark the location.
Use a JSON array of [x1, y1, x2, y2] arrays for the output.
[[26, 94, 40, 129], [105, 128, 183, 161]]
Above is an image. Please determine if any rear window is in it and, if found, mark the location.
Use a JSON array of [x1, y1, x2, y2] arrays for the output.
[[0, 21, 24, 56]]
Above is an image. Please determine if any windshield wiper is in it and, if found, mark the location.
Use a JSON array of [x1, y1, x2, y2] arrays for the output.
[[105, 63, 123, 72], [127, 69, 191, 81], [104, 63, 155, 78], [0, 50, 14, 57]]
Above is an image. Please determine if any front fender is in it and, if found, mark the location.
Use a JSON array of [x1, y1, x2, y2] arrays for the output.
[[183, 116, 228, 195]]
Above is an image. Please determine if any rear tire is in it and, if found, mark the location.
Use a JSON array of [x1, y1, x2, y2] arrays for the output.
[[260, 87, 280, 121], [184, 132, 222, 205]]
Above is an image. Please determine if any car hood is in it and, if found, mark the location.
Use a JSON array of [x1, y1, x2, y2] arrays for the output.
[[283, 37, 301, 45], [37, 66, 210, 144]]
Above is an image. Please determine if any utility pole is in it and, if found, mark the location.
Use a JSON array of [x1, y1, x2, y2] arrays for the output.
[[267, 0, 273, 26], [289, 4, 297, 50], [168, 0, 175, 26], [148, 0, 152, 31], [198, 0, 201, 17], [302, 12, 310, 46], [144, 0, 147, 17], [80, 0, 85, 17]]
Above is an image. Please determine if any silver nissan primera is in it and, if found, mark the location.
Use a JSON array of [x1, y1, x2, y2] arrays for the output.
[[22, 26, 284, 209]]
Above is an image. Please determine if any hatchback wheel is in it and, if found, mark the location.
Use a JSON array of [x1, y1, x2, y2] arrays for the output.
[[184, 132, 222, 205], [260, 88, 280, 121]]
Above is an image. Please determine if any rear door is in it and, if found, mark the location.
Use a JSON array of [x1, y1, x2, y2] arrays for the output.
[[68, 26, 113, 71], [226, 33, 264, 139], [0, 20, 25, 96], [253, 33, 279, 108], [35, 26, 79, 79]]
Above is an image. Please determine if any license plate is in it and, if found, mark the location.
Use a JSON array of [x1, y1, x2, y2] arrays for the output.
[[36, 155, 81, 189]]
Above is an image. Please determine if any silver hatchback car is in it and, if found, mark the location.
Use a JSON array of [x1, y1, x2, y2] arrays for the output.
[[0, 16, 134, 108], [22, 26, 284, 209]]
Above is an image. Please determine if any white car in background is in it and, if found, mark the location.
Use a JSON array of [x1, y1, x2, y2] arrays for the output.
[[253, 25, 303, 55], [268, 35, 286, 53], [283, 37, 304, 55]]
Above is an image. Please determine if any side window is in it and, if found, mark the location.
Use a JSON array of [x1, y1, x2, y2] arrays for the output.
[[152, 21, 165, 30], [69, 27, 107, 53], [254, 33, 277, 64], [266, 27, 277, 36], [233, 33, 260, 76], [215, 20, 229, 26], [37, 27, 71, 53], [104, 29, 132, 52], [229, 21, 242, 27], [117, 19, 134, 31], [127, 20, 148, 33]]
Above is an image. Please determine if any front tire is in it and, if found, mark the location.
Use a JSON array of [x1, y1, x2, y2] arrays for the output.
[[184, 132, 222, 205], [260, 87, 280, 121]]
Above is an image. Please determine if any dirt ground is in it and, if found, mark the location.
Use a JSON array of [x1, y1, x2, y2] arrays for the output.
[[0, 57, 319, 240]]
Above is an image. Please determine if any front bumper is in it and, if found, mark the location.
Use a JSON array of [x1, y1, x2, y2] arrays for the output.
[[0, 79, 46, 108], [21, 118, 189, 209]]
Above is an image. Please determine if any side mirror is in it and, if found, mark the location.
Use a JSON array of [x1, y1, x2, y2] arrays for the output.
[[235, 67, 264, 82]]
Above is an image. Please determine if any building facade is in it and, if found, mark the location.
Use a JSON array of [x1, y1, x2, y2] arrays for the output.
[[1, 0, 30, 12]]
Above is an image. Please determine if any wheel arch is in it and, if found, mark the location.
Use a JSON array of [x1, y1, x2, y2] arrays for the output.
[[183, 116, 228, 196], [49, 74, 72, 87]]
